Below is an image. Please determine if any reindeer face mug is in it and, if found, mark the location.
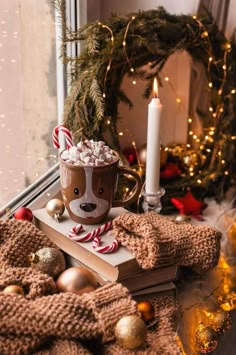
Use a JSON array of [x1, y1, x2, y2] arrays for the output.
[[59, 140, 142, 225]]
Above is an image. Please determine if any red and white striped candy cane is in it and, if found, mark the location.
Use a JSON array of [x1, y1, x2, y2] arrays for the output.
[[81, 220, 113, 241], [66, 220, 118, 253], [67, 224, 85, 241], [92, 235, 119, 253], [52, 124, 73, 149]]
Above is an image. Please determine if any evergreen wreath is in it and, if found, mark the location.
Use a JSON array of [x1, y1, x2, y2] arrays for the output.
[[55, 2, 236, 208]]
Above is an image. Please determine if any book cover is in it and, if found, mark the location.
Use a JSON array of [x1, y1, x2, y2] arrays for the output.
[[131, 282, 176, 299], [121, 264, 179, 292], [33, 207, 140, 281]]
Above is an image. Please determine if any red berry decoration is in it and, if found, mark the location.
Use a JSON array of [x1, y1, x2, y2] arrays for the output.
[[14, 207, 33, 222]]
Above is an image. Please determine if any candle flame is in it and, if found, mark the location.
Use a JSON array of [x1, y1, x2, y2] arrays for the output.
[[153, 78, 158, 98]]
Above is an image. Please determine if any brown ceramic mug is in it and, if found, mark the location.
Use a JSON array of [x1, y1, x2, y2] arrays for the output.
[[59, 151, 142, 224]]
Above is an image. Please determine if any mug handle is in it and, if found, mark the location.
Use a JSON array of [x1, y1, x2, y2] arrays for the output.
[[112, 166, 142, 208]]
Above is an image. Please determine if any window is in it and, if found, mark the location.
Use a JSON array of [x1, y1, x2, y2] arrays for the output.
[[0, 0, 88, 215]]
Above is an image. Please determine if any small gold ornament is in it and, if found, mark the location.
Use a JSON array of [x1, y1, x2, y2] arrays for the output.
[[137, 301, 155, 322], [115, 315, 147, 349], [46, 198, 65, 222], [29, 247, 66, 278], [3, 285, 25, 296], [204, 309, 232, 334], [195, 323, 218, 354], [56, 267, 98, 295], [174, 214, 191, 223]]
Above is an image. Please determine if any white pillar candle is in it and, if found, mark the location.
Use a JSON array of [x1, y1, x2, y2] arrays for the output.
[[145, 78, 162, 194]]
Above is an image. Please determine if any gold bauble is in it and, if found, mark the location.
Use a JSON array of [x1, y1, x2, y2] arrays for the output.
[[137, 301, 155, 322], [56, 267, 98, 295], [115, 315, 147, 349], [3, 285, 25, 296], [29, 247, 66, 278], [206, 309, 232, 334], [195, 323, 218, 353], [46, 198, 65, 222], [138, 145, 167, 168]]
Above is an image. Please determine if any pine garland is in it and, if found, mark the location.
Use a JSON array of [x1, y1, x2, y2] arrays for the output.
[[55, 3, 236, 206]]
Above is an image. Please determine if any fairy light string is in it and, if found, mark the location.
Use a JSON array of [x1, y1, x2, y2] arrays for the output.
[[97, 22, 114, 98], [122, 16, 136, 78]]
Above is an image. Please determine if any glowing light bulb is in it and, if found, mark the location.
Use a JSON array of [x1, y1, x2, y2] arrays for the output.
[[188, 118, 192, 123], [208, 82, 213, 88]]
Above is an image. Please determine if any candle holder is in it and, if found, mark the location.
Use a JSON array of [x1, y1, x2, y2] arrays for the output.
[[142, 186, 165, 213]]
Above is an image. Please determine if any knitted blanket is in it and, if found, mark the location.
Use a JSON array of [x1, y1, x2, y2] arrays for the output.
[[0, 213, 221, 354]]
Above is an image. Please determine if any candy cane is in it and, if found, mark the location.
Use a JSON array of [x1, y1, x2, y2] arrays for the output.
[[67, 224, 85, 241], [81, 220, 113, 241], [92, 235, 119, 253], [66, 220, 118, 253], [52, 125, 73, 149]]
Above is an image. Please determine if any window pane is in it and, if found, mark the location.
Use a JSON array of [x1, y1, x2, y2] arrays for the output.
[[0, 0, 57, 208]]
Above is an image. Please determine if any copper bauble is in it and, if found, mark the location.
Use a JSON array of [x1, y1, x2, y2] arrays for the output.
[[56, 267, 98, 295], [115, 315, 147, 349], [195, 323, 218, 354], [137, 301, 155, 322], [3, 285, 25, 296], [46, 198, 65, 222], [29, 247, 66, 278]]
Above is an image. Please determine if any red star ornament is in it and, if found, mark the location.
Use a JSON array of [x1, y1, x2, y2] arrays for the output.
[[171, 191, 206, 220]]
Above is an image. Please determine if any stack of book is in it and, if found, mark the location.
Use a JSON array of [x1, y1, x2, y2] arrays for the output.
[[33, 207, 179, 298]]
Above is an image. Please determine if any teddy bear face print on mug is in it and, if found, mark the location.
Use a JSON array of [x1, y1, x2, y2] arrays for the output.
[[59, 140, 142, 225]]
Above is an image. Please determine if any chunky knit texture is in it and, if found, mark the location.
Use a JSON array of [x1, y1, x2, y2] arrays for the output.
[[113, 212, 221, 273], [0, 218, 181, 354]]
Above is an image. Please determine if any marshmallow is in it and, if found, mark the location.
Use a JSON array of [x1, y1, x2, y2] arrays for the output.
[[95, 159, 105, 166], [62, 140, 117, 166], [61, 150, 69, 160]]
